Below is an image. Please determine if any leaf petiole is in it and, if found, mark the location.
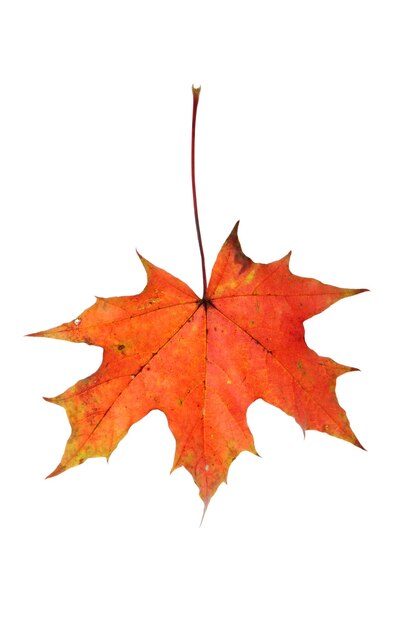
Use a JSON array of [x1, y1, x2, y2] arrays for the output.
[[191, 85, 208, 299]]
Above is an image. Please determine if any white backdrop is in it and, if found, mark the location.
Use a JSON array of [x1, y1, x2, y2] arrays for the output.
[[1, 1, 416, 624]]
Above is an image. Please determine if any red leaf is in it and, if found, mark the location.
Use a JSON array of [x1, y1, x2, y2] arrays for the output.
[[30, 222, 366, 510]]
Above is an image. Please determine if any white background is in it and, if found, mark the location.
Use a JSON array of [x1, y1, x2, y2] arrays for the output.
[[1, 1, 416, 624]]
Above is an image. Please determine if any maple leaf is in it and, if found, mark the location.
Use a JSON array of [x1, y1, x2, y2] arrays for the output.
[[30, 224, 365, 509], [30, 86, 366, 512]]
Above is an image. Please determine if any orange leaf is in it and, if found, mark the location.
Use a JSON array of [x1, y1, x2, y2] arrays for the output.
[[30, 222, 366, 510]]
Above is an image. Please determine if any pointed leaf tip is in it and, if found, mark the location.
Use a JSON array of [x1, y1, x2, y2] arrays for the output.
[[228, 220, 240, 240], [225, 221, 243, 253], [199, 496, 212, 526], [46, 464, 65, 479], [136, 250, 153, 273], [26, 330, 45, 338], [345, 287, 369, 300], [354, 436, 366, 451], [199, 507, 208, 527], [43, 396, 60, 405]]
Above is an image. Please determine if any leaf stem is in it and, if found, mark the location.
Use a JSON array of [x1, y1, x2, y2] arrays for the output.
[[191, 85, 208, 299]]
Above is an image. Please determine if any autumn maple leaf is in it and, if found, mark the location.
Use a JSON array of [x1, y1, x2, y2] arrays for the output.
[[30, 86, 366, 512]]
